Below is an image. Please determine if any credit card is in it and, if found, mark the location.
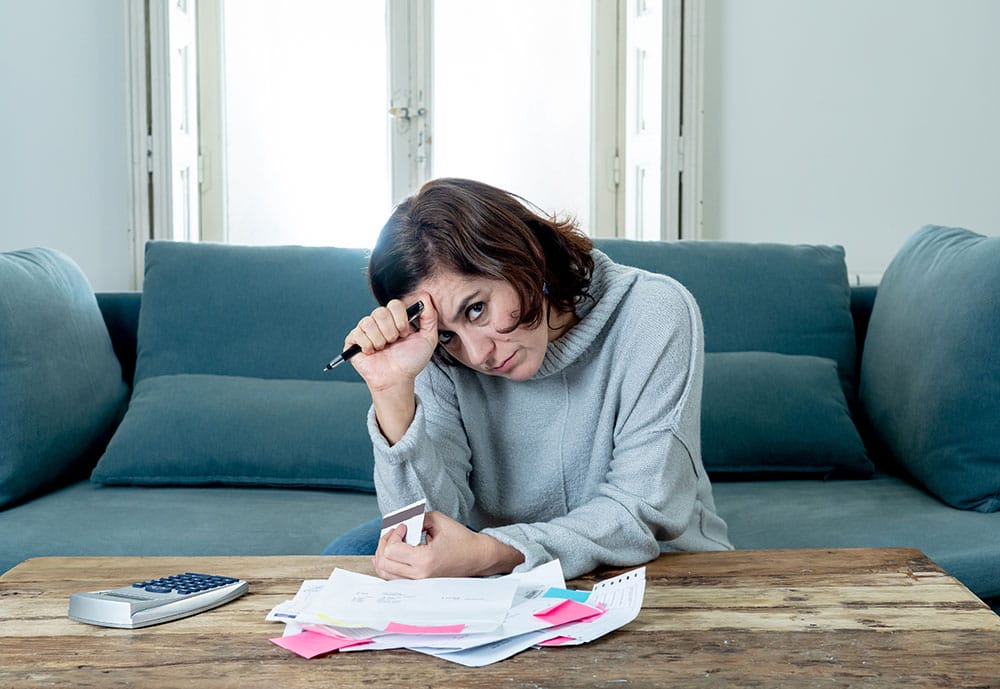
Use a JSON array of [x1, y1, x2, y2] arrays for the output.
[[380, 499, 427, 546]]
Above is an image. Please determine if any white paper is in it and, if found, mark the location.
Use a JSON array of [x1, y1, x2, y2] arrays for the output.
[[265, 561, 646, 667], [539, 566, 647, 645], [298, 567, 518, 633], [503, 558, 566, 604], [319, 560, 570, 651], [367, 598, 568, 650], [409, 629, 554, 667], [384, 566, 646, 665], [265, 579, 326, 622]]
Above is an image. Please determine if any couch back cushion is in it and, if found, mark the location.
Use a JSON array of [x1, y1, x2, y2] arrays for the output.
[[93, 374, 374, 490], [860, 225, 1000, 512], [135, 241, 376, 383], [594, 239, 858, 400], [0, 248, 128, 507], [595, 238, 870, 478], [702, 352, 871, 478], [92, 241, 380, 491]]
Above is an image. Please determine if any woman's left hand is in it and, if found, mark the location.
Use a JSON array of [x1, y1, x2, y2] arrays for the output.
[[372, 510, 524, 579]]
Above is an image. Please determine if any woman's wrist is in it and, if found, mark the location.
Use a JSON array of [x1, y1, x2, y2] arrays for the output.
[[370, 382, 417, 446], [475, 534, 525, 576]]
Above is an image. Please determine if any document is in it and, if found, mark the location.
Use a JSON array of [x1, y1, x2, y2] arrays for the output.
[[406, 567, 646, 666], [333, 559, 573, 651], [266, 579, 325, 623], [538, 566, 646, 645], [296, 567, 518, 633], [266, 560, 646, 666]]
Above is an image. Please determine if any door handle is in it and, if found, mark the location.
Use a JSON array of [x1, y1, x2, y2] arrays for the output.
[[388, 106, 426, 122]]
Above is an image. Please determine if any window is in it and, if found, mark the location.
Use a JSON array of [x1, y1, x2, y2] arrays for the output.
[[221, 2, 391, 248], [216, 0, 598, 248], [431, 1, 592, 232], [128, 0, 703, 284]]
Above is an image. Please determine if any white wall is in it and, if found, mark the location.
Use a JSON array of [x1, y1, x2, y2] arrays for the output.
[[0, 0, 133, 291], [702, 0, 1000, 280], [3, 2, 997, 288]]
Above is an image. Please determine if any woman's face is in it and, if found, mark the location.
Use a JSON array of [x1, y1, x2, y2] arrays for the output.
[[412, 270, 572, 381]]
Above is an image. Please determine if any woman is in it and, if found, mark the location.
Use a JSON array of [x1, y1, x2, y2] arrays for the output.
[[324, 178, 731, 579]]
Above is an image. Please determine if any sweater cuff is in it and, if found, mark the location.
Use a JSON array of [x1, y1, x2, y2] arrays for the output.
[[480, 525, 553, 574]]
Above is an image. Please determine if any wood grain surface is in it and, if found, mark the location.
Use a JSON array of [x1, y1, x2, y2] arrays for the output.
[[2, 549, 998, 688]]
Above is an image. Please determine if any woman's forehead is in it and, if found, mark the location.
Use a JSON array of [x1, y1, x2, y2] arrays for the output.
[[409, 272, 503, 320]]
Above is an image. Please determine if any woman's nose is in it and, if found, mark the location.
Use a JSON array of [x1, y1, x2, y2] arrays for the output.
[[463, 333, 495, 367]]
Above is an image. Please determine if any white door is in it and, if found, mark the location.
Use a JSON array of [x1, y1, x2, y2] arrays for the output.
[[624, 0, 702, 242], [147, 0, 201, 243], [169, 0, 201, 242], [623, 0, 663, 241], [387, 0, 431, 209]]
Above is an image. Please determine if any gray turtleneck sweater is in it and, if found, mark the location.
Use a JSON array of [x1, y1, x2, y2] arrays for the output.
[[367, 250, 732, 578]]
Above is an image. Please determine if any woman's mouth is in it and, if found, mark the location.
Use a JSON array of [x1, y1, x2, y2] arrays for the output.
[[491, 352, 516, 373]]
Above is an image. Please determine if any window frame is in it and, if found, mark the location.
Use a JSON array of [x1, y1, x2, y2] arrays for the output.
[[127, 0, 704, 286]]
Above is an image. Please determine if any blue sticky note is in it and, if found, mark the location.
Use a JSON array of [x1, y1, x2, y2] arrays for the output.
[[542, 587, 590, 603]]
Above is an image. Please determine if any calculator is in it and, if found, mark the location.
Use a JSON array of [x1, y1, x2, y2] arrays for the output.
[[68, 572, 249, 628]]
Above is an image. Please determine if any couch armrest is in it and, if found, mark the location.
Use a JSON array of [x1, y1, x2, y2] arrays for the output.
[[96, 291, 141, 388], [850, 285, 877, 368]]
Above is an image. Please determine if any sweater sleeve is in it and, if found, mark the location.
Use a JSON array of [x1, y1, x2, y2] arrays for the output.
[[480, 434, 703, 578], [369, 363, 476, 519], [481, 285, 730, 578]]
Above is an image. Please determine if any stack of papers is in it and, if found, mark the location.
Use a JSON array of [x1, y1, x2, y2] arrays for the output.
[[266, 560, 646, 667]]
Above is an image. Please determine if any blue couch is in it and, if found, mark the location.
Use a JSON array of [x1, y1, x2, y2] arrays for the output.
[[2, 227, 998, 610]]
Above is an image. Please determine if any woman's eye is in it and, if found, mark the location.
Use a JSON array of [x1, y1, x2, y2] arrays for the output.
[[438, 330, 455, 345], [466, 302, 485, 321]]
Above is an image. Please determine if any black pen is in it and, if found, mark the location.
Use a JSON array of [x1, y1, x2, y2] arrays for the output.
[[323, 301, 424, 371]]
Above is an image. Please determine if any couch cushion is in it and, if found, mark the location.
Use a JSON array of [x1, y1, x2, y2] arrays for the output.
[[594, 239, 858, 401], [712, 474, 1000, 600], [860, 225, 1000, 512], [92, 374, 374, 490], [134, 240, 377, 383], [93, 242, 379, 490], [703, 352, 872, 478], [0, 248, 128, 508], [0, 479, 380, 575]]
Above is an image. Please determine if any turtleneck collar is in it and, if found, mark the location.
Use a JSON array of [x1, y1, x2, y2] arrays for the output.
[[533, 250, 637, 379]]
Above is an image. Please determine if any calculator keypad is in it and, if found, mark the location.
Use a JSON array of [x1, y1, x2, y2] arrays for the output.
[[132, 573, 239, 596]]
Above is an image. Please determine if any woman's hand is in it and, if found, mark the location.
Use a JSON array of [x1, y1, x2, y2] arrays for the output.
[[345, 294, 439, 444], [345, 295, 438, 391], [372, 511, 525, 579]]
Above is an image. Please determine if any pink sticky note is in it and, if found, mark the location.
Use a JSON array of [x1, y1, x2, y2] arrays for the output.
[[270, 630, 371, 659], [537, 635, 575, 647], [533, 599, 604, 627], [302, 625, 356, 640], [384, 621, 466, 634]]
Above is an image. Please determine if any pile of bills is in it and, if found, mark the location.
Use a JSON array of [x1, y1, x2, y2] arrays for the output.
[[266, 559, 646, 667]]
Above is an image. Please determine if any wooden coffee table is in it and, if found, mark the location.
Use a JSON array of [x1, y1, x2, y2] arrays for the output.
[[2, 549, 998, 688]]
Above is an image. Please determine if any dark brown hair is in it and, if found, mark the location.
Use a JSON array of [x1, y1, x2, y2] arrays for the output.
[[368, 178, 594, 354]]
